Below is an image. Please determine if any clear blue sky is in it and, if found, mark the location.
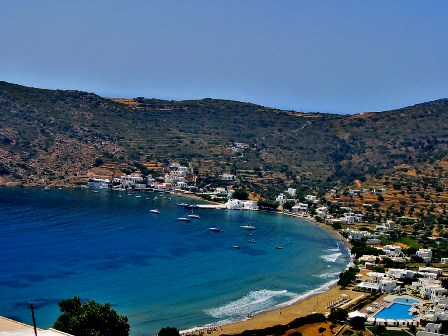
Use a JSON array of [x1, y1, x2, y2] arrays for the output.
[[1, 1, 447, 114]]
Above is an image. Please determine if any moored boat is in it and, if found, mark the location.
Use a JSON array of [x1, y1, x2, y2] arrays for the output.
[[177, 217, 191, 222], [240, 225, 256, 230], [150, 209, 160, 214]]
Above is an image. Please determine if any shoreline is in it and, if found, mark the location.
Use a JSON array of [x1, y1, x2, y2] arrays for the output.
[[2, 185, 354, 334], [182, 211, 354, 335]]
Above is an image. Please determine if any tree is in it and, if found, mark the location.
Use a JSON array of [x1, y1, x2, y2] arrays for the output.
[[328, 308, 348, 324], [349, 316, 366, 330], [283, 201, 295, 210], [53, 296, 130, 336], [158, 327, 180, 336], [232, 189, 249, 200]]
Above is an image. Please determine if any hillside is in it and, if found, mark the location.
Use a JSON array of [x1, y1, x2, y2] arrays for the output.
[[0, 81, 447, 197]]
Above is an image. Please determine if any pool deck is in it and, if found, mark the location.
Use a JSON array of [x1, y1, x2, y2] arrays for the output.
[[361, 294, 426, 327]]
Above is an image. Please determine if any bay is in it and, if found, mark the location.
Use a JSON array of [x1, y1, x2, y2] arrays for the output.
[[0, 187, 350, 335]]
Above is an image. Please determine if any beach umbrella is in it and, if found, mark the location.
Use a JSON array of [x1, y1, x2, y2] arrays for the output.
[[348, 311, 367, 319], [365, 306, 375, 313]]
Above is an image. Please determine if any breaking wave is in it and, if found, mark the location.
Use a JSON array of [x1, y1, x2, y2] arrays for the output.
[[313, 271, 341, 279], [320, 252, 342, 262], [204, 289, 296, 319]]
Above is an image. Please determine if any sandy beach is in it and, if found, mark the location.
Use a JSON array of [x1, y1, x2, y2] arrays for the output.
[[214, 214, 354, 335], [214, 285, 361, 335]]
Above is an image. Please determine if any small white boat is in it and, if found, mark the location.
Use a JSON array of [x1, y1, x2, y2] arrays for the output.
[[209, 227, 222, 232], [240, 225, 256, 230], [276, 246, 284, 250], [232, 245, 241, 249], [150, 209, 160, 214], [178, 217, 191, 222], [188, 214, 200, 219], [135, 195, 142, 198], [177, 203, 188, 207]]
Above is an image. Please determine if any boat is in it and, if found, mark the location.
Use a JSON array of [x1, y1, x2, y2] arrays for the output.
[[177, 217, 191, 222], [232, 245, 240, 249], [184, 204, 199, 209], [177, 203, 188, 207], [188, 214, 200, 219], [276, 246, 284, 250], [209, 227, 222, 232], [135, 195, 142, 198], [150, 209, 160, 214], [240, 225, 256, 230]]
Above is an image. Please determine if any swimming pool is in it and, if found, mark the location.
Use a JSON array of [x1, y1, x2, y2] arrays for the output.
[[373, 303, 417, 320], [394, 297, 419, 305]]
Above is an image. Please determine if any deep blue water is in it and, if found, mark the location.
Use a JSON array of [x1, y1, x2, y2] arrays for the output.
[[0, 187, 350, 335]]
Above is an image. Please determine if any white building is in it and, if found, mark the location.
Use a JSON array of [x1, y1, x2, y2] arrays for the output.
[[417, 249, 433, 262], [315, 206, 328, 218], [382, 245, 403, 257], [176, 181, 188, 189], [221, 173, 235, 181], [292, 203, 308, 212], [121, 173, 144, 187], [87, 177, 110, 189], [349, 230, 369, 241], [276, 193, 287, 205], [387, 268, 416, 280], [226, 199, 242, 210], [305, 195, 317, 203], [412, 278, 446, 300], [418, 267, 443, 277], [287, 188, 297, 197], [355, 272, 400, 294], [215, 187, 229, 196], [242, 200, 258, 210]]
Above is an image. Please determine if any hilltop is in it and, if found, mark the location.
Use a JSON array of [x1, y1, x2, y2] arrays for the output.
[[0, 81, 447, 197]]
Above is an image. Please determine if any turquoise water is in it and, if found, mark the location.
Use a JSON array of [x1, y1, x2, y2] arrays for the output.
[[373, 303, 416, 320], [394, 298, 419, 305], [0, 187, 350, 335]]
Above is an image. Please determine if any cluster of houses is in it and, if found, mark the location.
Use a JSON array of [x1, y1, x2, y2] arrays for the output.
[[87, 163, 195, 192], [348, 187, 388, 196]]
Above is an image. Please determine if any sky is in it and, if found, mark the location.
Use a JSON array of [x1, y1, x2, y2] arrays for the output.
[[1, 1, 448, 114]]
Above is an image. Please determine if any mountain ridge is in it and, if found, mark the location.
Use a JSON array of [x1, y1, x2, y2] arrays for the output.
[[0, 81, 447, 197]]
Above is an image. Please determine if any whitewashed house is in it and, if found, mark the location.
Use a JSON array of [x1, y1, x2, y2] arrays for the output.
[[292, 203, 308, 212], [349, 230, 369, 241], [417, 249, 433, 262], [226, 199, 242, 210], [87, 177, 110, 189], [382, 245, 403, 257], [215, 187, 229, 196], [287, 188, 297, 197], [315, 206, 328, 218], [221, 173, 235, 181], [276, 193, 287, 205], [242, 200, 258, 210], [305, 195, 317, 203]]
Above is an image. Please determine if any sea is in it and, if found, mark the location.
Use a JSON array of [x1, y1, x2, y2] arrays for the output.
[[0, 187, 350, 335]]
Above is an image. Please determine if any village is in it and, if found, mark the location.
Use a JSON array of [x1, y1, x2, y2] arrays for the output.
[[83, 160, 448, 335]]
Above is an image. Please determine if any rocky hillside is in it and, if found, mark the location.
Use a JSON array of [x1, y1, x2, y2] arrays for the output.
[[0, 81, 447, 196]]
